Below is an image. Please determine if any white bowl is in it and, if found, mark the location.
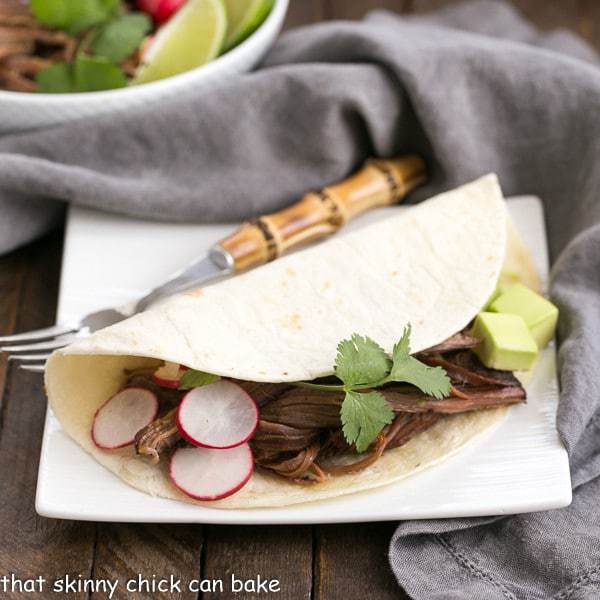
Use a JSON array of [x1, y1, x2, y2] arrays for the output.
[[0, 0, 288, 134]]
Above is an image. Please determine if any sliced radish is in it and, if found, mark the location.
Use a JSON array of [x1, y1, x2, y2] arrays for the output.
[[155, 0, 187, 23], [176, 380, 258, 449], [152, 361, 187, 389], [136, 0, 162, 17], [92, 387, 159, 449], [169, 443, 253, 500]]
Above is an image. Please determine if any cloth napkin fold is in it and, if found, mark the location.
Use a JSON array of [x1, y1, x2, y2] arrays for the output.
[[1, 1, 600, 597]]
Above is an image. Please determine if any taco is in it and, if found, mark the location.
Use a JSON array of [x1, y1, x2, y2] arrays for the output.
[[45, 174, 539, 508]]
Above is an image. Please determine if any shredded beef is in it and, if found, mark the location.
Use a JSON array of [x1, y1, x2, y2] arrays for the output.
[[418, 330, 480, 355], [382, 384, 525, 414], [422, 350, 522, 387], [252, 345, 526, 482], [130, 337, 526, 483], [234, 381, 293, 407], [259, 388, 344, 429], [134, 408, 181, 464]]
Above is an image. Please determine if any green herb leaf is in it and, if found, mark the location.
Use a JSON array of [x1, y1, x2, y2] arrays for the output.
[[67, 0, 111, 35], [334, 334, 391, 389], [30, 0, 70, 30], [341, 390, 394, 453], [389, 324, 451, 399], [30, 0, 114, 35], [36, 62, 74, 93], [298, 324, 451, 451], [179, 369, 221, 390], [100, 0, 121, 14], [73, 54, 127, 92], [92, 13, 152, 63]]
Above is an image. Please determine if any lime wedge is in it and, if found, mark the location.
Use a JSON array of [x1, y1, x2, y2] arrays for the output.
[[222, 0, 273, 51], [134, 0, 227, 85]]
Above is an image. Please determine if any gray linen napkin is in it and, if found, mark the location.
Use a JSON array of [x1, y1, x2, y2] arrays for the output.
[[1, 1, 600, 597]]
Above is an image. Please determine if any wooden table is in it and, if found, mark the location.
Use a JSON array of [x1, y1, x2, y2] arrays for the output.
[[0, 2, 598, 598]]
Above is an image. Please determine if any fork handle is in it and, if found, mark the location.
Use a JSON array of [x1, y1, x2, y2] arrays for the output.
[[215, 155, 426, 272]]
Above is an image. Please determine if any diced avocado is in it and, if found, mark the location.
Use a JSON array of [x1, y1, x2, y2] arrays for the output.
[[490, 283, 558, 349], [472, 312, 538, 371]]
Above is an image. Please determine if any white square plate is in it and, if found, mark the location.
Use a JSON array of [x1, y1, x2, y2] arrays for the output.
[[36, 197, 572, 523]]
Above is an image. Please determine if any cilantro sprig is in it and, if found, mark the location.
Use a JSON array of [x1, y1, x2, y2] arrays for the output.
[[30, 0, 151, 93], [299, 324, 451, 453]]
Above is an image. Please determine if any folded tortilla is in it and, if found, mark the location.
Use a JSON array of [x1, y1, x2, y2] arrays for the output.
[[45, 174, 537, 508]]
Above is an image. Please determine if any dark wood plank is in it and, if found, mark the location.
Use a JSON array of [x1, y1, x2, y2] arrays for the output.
[[508, 0, 585, 37], [411, 0, 582, 22], [325, 0, 407, 21], [203, 525, 313, 600], [0, 249, 24, 403], [410, 0, 600, 53], [91, 524, 202, 600], [284, 0, 326, 30], [579, 0, 600, 54], [0, 231, 96, 600], [314, 523, 406, 600]]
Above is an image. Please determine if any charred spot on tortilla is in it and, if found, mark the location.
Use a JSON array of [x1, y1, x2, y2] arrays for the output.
[[185, 289, 204, 298]]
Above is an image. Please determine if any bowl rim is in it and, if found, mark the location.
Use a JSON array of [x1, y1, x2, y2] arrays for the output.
[[0, 0, 288, 104]]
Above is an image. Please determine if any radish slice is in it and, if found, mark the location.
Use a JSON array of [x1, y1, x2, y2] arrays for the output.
[[176, 380, 258, 449], [169, 444, 253, 500], [155, 0, 187, 23], [92, 387, 159, 449], [152, 362, 186, 389]]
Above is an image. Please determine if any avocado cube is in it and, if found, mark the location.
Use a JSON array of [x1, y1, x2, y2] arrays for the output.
[[490, 283, 558, 349], [472, 312, 538, 371]]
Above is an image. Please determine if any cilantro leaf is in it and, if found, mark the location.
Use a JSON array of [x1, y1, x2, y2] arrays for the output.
[[179, 369, 221, 390], [67, 0, 111, 35], [392, 323, 412, 361], [341, 390, 394, 453], [37, 55, 129, 94], [30, 0, 71, 30], [36, 62, 74, 93], [389, 324, 451, 399], [92, 13, 152, 63], [30, 0, 115, 35], [392, 356, 451, 399], [335, 334, 391, 388], [73, 54, 127, 92], [301, 324, 451, 451], [100, 0, 121, 14]]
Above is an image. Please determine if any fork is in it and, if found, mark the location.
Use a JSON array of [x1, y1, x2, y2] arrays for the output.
[[1, 245, 233, 373], [1, 155, 426, 374]]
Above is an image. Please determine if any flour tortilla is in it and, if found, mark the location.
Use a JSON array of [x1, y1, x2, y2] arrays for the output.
[[45, 174, 536, 508]]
